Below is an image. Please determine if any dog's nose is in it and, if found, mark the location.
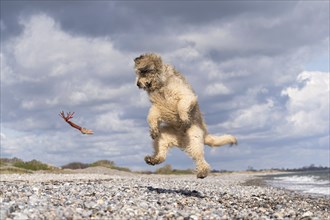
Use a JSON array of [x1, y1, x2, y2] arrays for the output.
[[137, 81, 142, 88]]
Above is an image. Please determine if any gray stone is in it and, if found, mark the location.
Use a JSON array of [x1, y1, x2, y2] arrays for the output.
[[12, 212, 29, 220]]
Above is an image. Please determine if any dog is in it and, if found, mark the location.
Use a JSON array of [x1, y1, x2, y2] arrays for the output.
[[134, 53, 237, 178]]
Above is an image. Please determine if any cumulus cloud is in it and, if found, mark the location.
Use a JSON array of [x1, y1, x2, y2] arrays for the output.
[[281, 71, 329, 136], [205, 83, 231, 96], [94, 111, 137, 132], [224, 99, 280, 130], [9, 14, 128, 79], [2, 14, 137, 115]]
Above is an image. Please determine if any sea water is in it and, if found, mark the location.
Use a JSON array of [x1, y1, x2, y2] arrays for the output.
[[265, 170, 330, 197]]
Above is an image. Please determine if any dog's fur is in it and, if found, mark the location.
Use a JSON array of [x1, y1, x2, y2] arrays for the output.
[[134, 53, 237, 178]]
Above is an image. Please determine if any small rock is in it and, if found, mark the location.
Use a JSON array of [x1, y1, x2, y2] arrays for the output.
[[13, 212, 29, 220], [84, 201, 97, 209], [97, 199, 104, 205], [276, 204, 283, 210], [302, 211, 313, 218], [274, 212, 284, 219], [189, 214, 199, 220], [0, 210, 7, 219], [81, 210, 93, 218], [286, 209, 296, 217]]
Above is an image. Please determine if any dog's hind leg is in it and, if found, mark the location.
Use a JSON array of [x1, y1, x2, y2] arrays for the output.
[[145, 127, 179, 166], [184, 125, 210, 178]]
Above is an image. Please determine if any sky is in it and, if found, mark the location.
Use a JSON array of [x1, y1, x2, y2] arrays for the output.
[[0, 1, 329, 171]]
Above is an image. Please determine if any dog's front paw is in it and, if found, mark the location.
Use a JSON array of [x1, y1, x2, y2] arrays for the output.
[[145, 156, 156, 165], [230, 136, 238, 146], [149, 128, 159, 139]]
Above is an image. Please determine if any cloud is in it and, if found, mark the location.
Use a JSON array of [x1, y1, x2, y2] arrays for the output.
[[2, 14, 136, 115], [220, 71, 329, 138], [94, 111, 137, 132], [281, 71, 329, 136], [8, 14, 128, 80], [177, 1, 328, 59], [205, 83, 231, 96], [224, 99, 280, 130]]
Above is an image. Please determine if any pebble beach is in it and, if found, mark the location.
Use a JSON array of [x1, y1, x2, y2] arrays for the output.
[[1, 168, 329, 220]]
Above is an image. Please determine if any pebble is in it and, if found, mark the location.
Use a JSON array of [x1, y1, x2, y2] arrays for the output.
[[0, 173, 329, 219], [302, 211, 313, 218], [273, 212, 284, 219]]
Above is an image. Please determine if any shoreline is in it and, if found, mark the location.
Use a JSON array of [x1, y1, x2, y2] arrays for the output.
[[1, 172, 329, 219], [251, 171, 330, 199]]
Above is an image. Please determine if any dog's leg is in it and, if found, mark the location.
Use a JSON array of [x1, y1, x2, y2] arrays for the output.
[[145, 138, 168, 166], [147, 106, 161, 139], [145, 127, 179, 166], [177, 94, 197, 129], [184, 125, 210, 178]]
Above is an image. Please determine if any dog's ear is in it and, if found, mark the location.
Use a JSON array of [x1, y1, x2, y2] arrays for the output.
[[134, 55, 144, 63], [139, 65, 154, 73], [148, 54, 162, 73]]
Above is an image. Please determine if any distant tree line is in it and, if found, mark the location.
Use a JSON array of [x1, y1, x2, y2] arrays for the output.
[[61, 160, 131, 172], [0, 157, 130, 172], [1, 157, 328, 174], [154, 164, 194, 175], [281, 164, 330, 172], [0, 157, 52, 171], [242, 164, 329, 172]]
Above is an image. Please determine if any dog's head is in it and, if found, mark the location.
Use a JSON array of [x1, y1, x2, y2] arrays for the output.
[[134, 53, 163, 92]]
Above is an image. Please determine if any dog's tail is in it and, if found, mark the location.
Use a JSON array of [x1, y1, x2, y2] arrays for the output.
[[204, 134, 237, 147]]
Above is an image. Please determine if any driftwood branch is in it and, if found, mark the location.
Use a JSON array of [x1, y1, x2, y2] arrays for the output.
[[59, 111, 93, 135]]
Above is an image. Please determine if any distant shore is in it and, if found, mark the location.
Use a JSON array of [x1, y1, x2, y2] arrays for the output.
[[1, 169, 329, 219]]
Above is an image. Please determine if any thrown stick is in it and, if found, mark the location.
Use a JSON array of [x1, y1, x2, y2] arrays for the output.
[[59, 111, 94, 135]]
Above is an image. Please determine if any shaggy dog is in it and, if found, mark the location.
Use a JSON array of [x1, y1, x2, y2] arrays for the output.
[[134, 53, 237, 178]]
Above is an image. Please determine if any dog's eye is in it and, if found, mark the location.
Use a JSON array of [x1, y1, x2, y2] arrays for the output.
[[140, 69, 149, 74]]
